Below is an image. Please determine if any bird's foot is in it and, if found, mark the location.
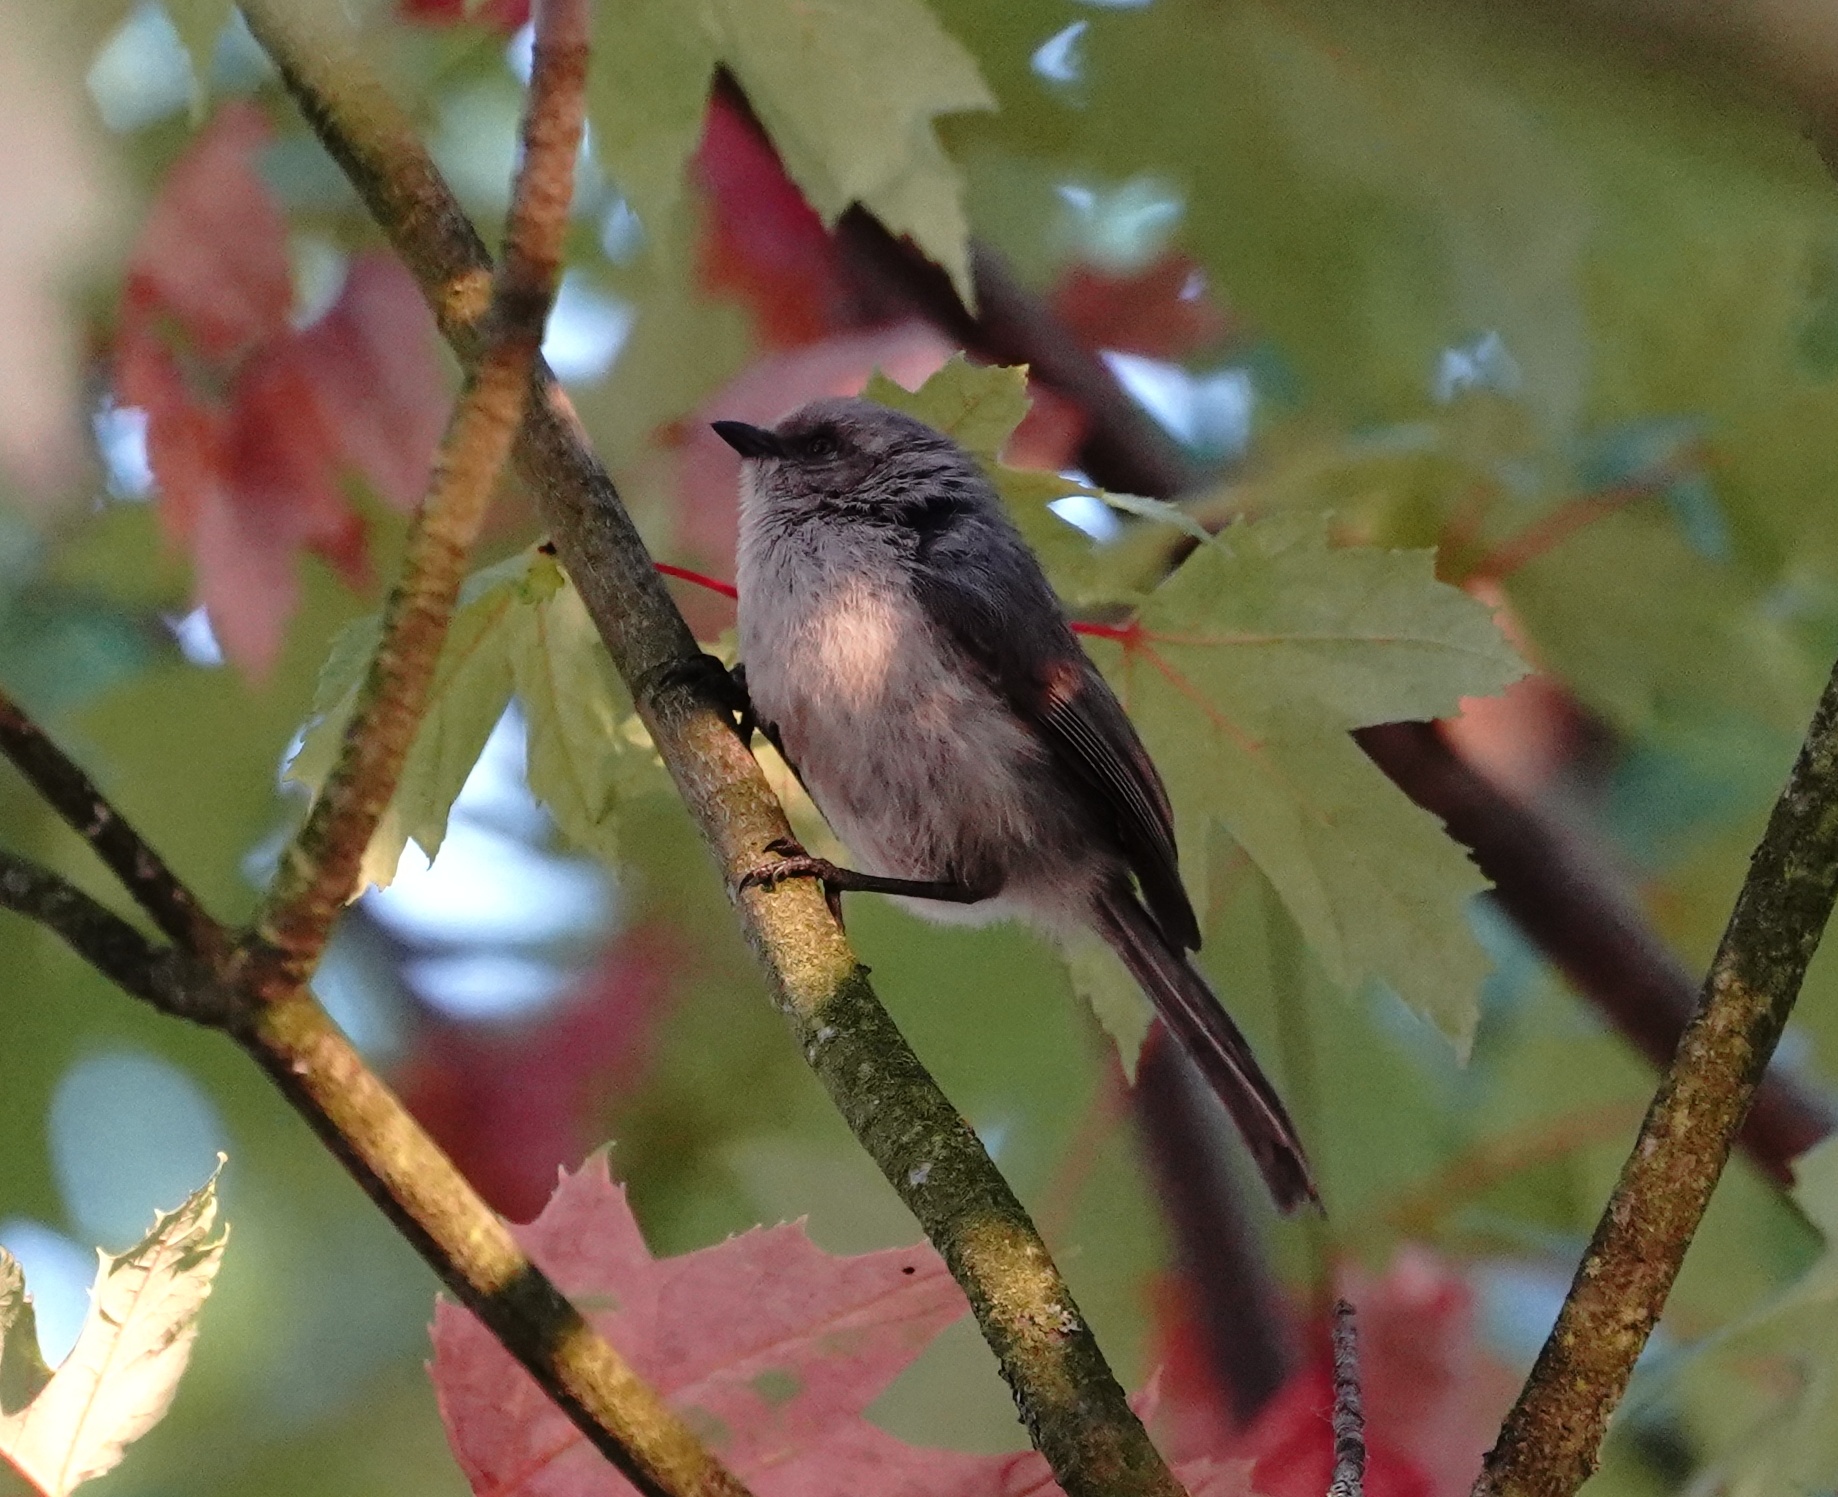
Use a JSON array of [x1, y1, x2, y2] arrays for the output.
[[739, 837, 847, 924], [644, 653, 752, 738]]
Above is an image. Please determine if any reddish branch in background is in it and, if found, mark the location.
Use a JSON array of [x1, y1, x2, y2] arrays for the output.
[[112, 104, 448, 676]]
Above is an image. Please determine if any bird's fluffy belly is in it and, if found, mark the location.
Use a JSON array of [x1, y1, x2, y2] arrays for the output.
[[746, 583, 1050, 904]]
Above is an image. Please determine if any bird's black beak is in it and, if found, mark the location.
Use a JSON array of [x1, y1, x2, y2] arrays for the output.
[[711, 420, 788, 460]]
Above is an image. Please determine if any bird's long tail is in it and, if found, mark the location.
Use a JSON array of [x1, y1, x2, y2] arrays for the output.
[[1093, 884, 1319, 1213]]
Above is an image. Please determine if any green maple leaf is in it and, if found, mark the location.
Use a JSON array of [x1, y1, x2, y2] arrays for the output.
[[1106, 517, 1523, 1051], [504, 554, 669, 864], [867, 358, 1526, 1052], [288, 551, 665, 889], [288, 552, 538, 891], [591, 0, 993, 300]]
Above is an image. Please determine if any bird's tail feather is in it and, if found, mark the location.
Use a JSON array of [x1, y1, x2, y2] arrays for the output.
[[1094, 885, 1319, 1213]]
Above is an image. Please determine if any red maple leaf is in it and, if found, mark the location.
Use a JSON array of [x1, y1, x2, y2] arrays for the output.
[[695, 93, 864, 352], [1149, 1249, 1516, 1497], [431, 1158, 1263, 1496], [113, 104, 446, 676]]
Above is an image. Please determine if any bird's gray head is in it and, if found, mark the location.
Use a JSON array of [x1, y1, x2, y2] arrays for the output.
[[712, 397, 988, 524]]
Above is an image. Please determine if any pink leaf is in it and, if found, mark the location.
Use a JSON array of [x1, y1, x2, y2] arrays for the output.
[[432, 1158, 1264, 1497], [123, 103, 292, 360], [113, 106, 453, 675], [294, 252, 447, 510]]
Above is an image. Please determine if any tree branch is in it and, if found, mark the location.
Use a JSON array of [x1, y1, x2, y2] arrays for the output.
[[0, 690, 228, 963], [234, 5, 1186, 1493], [831, 199, 1837, 1188], [1358, 719, 1836, 1182], [0, 732, 748, 1497], [1327, 1299, 1366, 1497], [1473, 651, 1838, 1497], [250, 0, 588, 989], [0, 849, 233, 1026]]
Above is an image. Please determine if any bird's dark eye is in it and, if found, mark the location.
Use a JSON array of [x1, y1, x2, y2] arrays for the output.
[[805, 434, 838, 459]]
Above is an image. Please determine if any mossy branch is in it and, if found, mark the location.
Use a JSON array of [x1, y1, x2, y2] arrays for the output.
[[233, 3, 1186, 1493], [1473, 651, 1838, 1497], [249, 0, 587, 989], [0, 687, 748, 1497], [0, 3, 754, 1490]]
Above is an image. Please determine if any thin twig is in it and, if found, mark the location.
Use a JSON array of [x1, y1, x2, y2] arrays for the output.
[[1327, 1299, 1366, 1497], [250, 0, 588, 988], [0, 849, 233, 1025], [0, 736, 747, 1497], [0, 688, 227, 963], [234, 5, 1186, 1494], [1474, 652, 1838, 1497]]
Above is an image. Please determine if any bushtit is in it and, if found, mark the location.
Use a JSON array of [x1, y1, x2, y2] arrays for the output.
[[712, 397, 1317, 1211]]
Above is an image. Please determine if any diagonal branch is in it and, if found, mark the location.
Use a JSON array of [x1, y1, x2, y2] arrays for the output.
[[1473, 651, 1838, 1497], [0, 734, 748, 1497], [0, 690, 228, 964], [0, 849, 232, 1025], [233, 4, 1187, 1495], [250, 0, 588, 989]]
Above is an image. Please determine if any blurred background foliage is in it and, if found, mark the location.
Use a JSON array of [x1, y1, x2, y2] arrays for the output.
[[8, 0, 1838, 1492]]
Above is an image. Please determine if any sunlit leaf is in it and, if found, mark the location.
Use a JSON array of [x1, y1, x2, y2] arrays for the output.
[[505, 554, 669, 863], [287, 551, 535, 891], [0, 1166, 227, 1497], [289, 550, 674, 887]]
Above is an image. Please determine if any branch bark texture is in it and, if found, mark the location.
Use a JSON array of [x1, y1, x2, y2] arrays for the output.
[[251, 0, 587, 986], [234, 5, 1185, 1494], [1473, 653, 1838, 1497], [0, 3, 757, 1489], [0, 695, 225, 963], [1359, 720, 1836, 1182]]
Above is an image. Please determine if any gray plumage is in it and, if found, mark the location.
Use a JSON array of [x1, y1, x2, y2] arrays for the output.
[[717, 396, 1317, 1211]]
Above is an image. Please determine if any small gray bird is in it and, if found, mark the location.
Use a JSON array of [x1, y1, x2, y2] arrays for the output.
[[712, 397, 1317, 1211]]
